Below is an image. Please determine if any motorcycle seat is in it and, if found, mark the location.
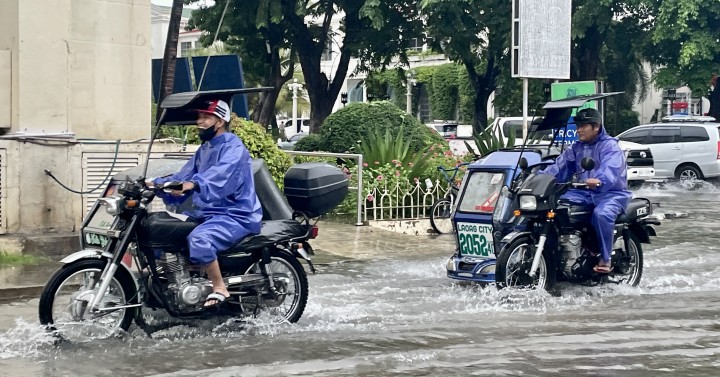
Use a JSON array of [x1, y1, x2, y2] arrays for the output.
[[616, 198, 650, 223], [223, 219, 307, 253], [137, 211, 200, 250]]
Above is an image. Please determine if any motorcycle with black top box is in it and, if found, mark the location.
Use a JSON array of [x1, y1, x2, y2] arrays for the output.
[[38, 88, 348, 339]]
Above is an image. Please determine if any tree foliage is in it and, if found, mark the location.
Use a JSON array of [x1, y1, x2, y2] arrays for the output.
[[319, 101, 444, 154], [420, 0, 511, 133]]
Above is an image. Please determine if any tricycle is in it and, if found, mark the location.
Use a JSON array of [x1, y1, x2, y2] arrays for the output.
[[446, 93, 661, 289]]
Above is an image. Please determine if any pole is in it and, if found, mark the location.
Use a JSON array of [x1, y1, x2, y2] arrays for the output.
[[522, 78, 529, 141], [406, 77, 414, 114], [290, 79, 300, 133]]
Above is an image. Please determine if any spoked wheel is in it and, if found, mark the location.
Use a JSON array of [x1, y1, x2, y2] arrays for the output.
[[495, 238, 553, 290], [677, 165, 702, 190], [239, 249, 308, 323], [430, 198, 455, 234], [38, 259, 137, 340], [612, 234, 644, 286]]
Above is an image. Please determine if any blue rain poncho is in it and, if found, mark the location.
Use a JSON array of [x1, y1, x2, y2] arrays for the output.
[[539, 126, 631, 263], [154, 132, 263, 264]]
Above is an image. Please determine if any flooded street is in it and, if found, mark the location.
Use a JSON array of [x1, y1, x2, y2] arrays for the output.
[[1, 184, 720, 376]]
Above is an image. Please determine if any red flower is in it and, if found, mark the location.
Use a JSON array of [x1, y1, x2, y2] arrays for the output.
[[363, 162, 369, 167], [367, 194, 374, 202], [377, 175, 383, 181], [374, 161, 380, 165], [395, 170, 401, 176]]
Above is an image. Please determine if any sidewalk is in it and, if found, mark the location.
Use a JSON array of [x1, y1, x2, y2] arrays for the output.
[[0, 221, 456, 302]]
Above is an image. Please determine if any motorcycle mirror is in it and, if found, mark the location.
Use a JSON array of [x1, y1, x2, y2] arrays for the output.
[[519, 157, 529, 171], [581, 157, 595, 171]]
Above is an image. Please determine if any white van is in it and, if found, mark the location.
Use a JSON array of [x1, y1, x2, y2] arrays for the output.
[[488, 117, 656, 186]]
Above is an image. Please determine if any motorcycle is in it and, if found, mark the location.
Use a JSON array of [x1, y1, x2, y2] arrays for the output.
[[494, 157, 660, 290], [38, 88, 348, 338]]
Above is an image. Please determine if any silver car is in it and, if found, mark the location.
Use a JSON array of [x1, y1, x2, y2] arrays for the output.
[[617, 117, 720, 186]]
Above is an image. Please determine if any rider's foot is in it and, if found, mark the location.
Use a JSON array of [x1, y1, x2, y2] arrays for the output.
[[593, 260, 613, 274], [204, 290, 229, 308]]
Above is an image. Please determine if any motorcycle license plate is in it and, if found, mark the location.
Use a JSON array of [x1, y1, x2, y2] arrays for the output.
[[456, 222, 495, 258]]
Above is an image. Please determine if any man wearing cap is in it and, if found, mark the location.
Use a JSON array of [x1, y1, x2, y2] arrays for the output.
[[538, 108, 631, 273], [152, 99, 262, 307]]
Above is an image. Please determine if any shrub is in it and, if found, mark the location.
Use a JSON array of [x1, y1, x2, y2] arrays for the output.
[[231, 118, 292, 189], [320, 101, 445, 154], [293, 134, 323, 152]]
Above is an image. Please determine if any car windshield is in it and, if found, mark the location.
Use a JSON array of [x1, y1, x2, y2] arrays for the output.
[[458, 172, 505, 214]]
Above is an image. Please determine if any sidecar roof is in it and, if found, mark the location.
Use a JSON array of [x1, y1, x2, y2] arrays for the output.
[[159, 87, 272, 125], [469, 149, 543, 173], [535, 92, 623, 131]]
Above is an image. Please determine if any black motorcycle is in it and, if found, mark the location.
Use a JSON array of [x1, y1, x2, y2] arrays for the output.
[[38, 89, 348, 339], [494, 157, 660, 290]]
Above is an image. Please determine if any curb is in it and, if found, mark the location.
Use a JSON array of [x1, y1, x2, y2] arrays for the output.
[[0, 285, 44, 303]]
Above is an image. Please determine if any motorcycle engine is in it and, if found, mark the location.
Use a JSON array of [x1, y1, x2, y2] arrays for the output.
[[156, 252, 213, 312]]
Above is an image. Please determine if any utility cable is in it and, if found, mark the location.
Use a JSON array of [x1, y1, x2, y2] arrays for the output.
[[45, 139, 122, 195]]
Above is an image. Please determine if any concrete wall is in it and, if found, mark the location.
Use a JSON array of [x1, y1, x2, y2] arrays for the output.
[[0, 0, 154, 235], [0, 0, 151, 140]]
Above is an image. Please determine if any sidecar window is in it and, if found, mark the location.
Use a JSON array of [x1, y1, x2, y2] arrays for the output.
[[458, 172, 505, 214]]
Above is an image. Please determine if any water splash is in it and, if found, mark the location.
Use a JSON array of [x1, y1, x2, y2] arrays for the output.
[[0, 318, 56, 359]]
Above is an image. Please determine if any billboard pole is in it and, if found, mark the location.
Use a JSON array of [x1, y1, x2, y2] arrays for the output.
[[522, 78, 529, 140]]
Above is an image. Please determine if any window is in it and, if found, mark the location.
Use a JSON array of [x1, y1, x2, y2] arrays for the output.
[[458, 172, 505, 214], [618, 128, 650, 143], [679, 126, 709, 142], [180, 41, 192, 57], [648, 127, 680, 144], [409, 37, 423, 52]]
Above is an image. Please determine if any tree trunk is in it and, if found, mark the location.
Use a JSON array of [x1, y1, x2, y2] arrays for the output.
[[156, 0, 184, 122], [709, 84, 720, 120]]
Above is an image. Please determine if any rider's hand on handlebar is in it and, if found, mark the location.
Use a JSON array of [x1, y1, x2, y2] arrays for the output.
[[585, 178, 602, 189]]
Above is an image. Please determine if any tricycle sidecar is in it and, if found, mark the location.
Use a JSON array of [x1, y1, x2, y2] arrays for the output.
[[446, 149, 544, 283]]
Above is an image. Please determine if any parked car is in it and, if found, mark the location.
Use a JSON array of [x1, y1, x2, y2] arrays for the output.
[[426, 121, 458, 138], [277, 132, 309, 150], [489, 116, 656, 187], [282, 118, 310, 138], [617, 117, 720, 186]]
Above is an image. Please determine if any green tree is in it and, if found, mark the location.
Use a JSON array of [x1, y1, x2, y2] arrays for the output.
[[188, 0, 297, 135], [420, 0, 511, 133], [648, 0, 720, 95]]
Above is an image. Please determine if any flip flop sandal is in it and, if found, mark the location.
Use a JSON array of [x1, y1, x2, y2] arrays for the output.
[[593, 264, 613, 274], [204, 292, 229, 309]]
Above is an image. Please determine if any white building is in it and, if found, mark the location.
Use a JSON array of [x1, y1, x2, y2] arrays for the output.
[[151, 3, 203, 59]]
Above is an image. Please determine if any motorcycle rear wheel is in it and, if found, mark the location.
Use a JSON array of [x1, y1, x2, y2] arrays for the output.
[[38, 259, 137, 340], [614, 234, 644, 286], [495, 238, 554, 290], [240, 249, 308, 323]]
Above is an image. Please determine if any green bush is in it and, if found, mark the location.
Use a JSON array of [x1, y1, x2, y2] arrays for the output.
[[320, 101, 445, 154], [231, 118, 292, 189], [293, 134, 323, 151]]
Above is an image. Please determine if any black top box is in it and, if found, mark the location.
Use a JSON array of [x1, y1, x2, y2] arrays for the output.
[[284, 162, 349, 217]]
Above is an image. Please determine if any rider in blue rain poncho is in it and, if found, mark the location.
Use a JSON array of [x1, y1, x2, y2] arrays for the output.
[[538, 108, 631, 273], [152, 99, 262, 307]]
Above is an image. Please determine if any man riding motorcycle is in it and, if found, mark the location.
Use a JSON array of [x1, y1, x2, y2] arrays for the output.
[[537, 108, 632, 274], [150, 99, 263, 307]]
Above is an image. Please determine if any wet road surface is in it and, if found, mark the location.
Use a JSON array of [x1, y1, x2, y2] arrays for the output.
[[1, 183, 720, 376]]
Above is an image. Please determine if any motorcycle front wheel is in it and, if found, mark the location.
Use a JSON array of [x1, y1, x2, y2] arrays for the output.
[[495, 238, 554, 290], [38, 259, 137, 340], [239, 249, 309, 323]]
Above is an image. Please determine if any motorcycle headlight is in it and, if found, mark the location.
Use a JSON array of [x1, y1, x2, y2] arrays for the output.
[[519, 195, 537, 210], [99, 197, 123, 215]]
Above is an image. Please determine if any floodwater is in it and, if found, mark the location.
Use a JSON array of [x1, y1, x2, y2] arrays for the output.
[[1, 183, 720, 376]]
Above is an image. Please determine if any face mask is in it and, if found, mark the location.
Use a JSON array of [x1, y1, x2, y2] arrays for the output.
[[198, 124, 218, 142]]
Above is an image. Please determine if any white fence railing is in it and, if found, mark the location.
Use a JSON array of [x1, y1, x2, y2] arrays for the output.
[[363, 180, 453, 222]]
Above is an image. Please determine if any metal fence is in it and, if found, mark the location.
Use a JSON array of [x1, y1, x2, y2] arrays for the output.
[[363, 179, 453, 222]]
